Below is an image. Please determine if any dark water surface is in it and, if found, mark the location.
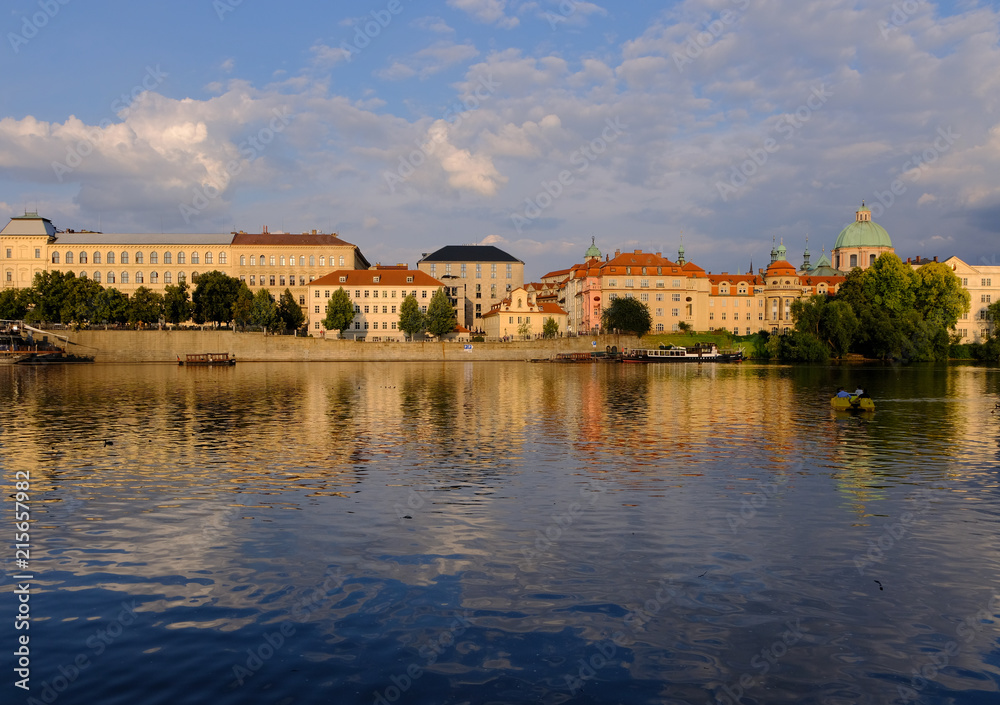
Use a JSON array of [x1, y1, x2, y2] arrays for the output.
[[2, 361, 999, 705]]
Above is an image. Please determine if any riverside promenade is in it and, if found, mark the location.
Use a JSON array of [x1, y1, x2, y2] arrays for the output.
[[60, 330, 640, 363]]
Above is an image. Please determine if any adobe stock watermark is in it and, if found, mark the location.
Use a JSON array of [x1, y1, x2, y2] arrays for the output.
[[716, 85, 833, 201], [371, 611, 473, 705], [51, 65, 169, 182], [714, 619, 806, 705], [339, 0, 406, 62], [879, 0, 927, 40], [853, 487, 934, 576], [864, 127, 959, 219], [230, 567, 347, 687], [510, 117, 626, 233], [673, 0, 750, 71], [564, 577, 682, 694], [383, 73, 501, 194], [178, 107, 293, 224], [896, 593, 999, 704], [517, 479, 605, 569], [8, 0, 72, 55], [213, 0, 244, 21], [543, 0, 587, 30], [17, 600, 139, 704]]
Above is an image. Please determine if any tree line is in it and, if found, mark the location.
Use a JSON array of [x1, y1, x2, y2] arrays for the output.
[[318, 287, 458, 339], [0, 270, 305, 332]]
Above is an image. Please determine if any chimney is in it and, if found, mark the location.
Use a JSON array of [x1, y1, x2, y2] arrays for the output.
[[933, 256, 938, 262], [907, 257, 911, 264], [312, 229, 317, 235], [635, 249, 642, 254], [614, 249, 620, 257]]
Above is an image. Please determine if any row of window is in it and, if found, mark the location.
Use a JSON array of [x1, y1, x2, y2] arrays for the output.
[[51, 251, 228, 266], [241, 254, 346, 267], [48, 271, 194, 284], [428, 263, 513, 278], [243, 275, 313, 287], [317, 289, 429, 299]]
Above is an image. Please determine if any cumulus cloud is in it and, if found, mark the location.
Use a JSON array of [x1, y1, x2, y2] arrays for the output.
[[447, 0, 519, 29]]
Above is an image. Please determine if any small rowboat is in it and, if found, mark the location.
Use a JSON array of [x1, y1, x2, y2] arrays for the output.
[[830, 395, 874, 411]]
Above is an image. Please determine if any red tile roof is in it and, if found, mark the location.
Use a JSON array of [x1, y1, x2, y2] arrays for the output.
[[232, 232, 357, 247], [309, 269, 442, 287]]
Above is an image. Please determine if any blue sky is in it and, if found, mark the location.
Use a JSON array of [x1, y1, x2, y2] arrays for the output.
[[2, 0, 1000, 278]]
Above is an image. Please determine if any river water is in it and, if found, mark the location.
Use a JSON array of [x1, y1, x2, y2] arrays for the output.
[[1, 361, 999, 705]]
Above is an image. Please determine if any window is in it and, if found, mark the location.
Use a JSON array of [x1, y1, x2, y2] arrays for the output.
[[314, 306, 320, 314], [107, 252, 115, 265], [962, 278, 967, 286], [849, 254, 858, 268], [298, 256, 304, 267], [52, 252, 60, 264], [177, 252, 185, 264], [640, 293, 649, 302], [641, 280, 649, 288], [869, 254, 876, 265], [339, 256, 345, 266], [93, 251, 101, 264], [656, 323, 664, 332], [506, 264, 512, 279], [269, 256, 275, 266], [721, 312, 727, 320], [93, 271, 101, 283], [240, 255, 246, 266], [759, 312, 763, 320], [709, 312, 714, 320], [671, 308, 679, 317], [656, 281, 665, 288], [280, 256, 285, 266], [355, 322, 361, 329], [491, 264, 497, 278], [107, 272, 115, 283], [655, 308, 663, 317], [4, 248, 10, 258], [66, 251, 76, 264], [309, 256, 316, 267], [35, 248, 41, 259], [476, 264, 482, 278], [391, 305, 397, 314], [269, 276, 275, 286], [192, 252, 201, 265], [608, 280, 617, 287], [79, 252, 87, 264], [258, 256, 265, 266], [205, 252, 213, 265], [391, 322, 397, 330], [461, 264, 466, 277], [121, 252, 129, 265], [249, 275, 255, 285], [983, 279, 992, 287], [280, 276, 286, 286], [625, 279, 634, 288], [430, 264, 437, 276], [476, 284, 482, 298], [491, 284, 497, 298], [320, 256, 326, 267], [422, 290, 428, 298], [406, 277, 413, 284], [983, 294, 992, 303], [219, 253, 227, 264], [5, 270, 10, 281], [421, 306, 427, 313], [135, 272, 143, 283], [445, 264, 452, 276], [164, 272, 172, 284]]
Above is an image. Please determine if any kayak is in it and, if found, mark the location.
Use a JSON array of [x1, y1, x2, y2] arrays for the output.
[[830, 396, 875, 411]]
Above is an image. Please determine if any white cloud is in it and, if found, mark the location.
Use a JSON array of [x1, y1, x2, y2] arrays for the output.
[[447, 0, 519, 29], [377, 41, 480, 80]]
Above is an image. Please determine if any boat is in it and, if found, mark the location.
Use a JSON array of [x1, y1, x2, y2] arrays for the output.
[[622, 342, 744, 363], [178, 353, 236, 366], [830, 395, 875, 411], [1, 321, 94, 364]]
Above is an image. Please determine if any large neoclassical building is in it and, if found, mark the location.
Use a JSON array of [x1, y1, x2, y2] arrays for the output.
[[1, 212, 370, 314]]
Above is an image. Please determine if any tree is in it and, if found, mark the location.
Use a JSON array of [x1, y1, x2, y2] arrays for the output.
[[517, 319, 531, 339], [912, 261, 970, 329], [233, 283, 253, 330], [677, 321, 692, 333], [0, 288, 30, 320], [601, 296, 652, 338], [821, 300, 859, 358], [128, 287, 164, 327], [163, 282, 192, 325], [95, 288, 129, 325], [277, 288, 306, 331], [398, 294, 425, 340], [249, 288, 280, 332], [322, 287, 355, 338], [191, 270, 242, 326], [542, 317, 559, 338], [60, 276, 104, 325], [426, 288, 457, 338], [863, 253, 917, 318], [26, 270, 76, 323]]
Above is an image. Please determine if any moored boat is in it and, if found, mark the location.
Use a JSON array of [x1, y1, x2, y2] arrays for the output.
[[622, 343, 744, 363], [179, 353, 236, 366]]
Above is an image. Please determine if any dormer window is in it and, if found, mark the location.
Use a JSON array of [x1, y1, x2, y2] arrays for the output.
[[406, 276, 413, 283], [339, 276, 347, 282], [374, 276, 380, 283]]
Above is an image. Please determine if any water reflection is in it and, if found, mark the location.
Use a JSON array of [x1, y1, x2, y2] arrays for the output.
[[1, 362, 999, 705]]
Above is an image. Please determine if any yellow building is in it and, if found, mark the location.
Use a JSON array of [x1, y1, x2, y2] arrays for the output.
[[916, 256, 1000, 343], [481, 286, 568, 339], [1, 213, 370, 318], [417, 245, 524, 329], [308, 268, 444, 340]]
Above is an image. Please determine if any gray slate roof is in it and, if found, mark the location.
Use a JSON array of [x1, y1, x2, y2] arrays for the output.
[[418, 245, 521, 263]]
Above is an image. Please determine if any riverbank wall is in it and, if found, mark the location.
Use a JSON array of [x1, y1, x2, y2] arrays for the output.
[[58, 330, 640, 363]]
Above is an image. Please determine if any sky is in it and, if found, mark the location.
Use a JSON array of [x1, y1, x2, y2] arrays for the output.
[[2, 0, 999, 280]]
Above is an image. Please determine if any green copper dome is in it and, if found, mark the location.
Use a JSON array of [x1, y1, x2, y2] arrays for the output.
[[584, 236, 601, 259], [834, 205, 893, 249]]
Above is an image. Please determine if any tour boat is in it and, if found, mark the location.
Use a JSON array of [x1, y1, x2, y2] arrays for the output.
[[830, 395, 875, 411], [178, 353, 236, 366], [622, 343, 744, 363]]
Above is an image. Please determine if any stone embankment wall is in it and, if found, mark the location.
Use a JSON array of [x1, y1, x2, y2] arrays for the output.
[[60, 330, 640, 363]]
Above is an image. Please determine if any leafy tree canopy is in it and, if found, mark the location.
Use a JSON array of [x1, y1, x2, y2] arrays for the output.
[[911, 261, 971, 329], [192, 270, 242, 325], [322, 288, 355, 337], [129, 287, 164, 326], [542, 317, 559, 338], [601, 296, 652, 338], [278, 288, 305, 331], [249, 288, 280, 332], [163, 282, 192, 325], [426, 288, 457, 337], [398, 294, 426, 340]]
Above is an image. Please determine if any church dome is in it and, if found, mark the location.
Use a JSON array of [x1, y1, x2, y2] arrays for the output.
[[834, 204, 892, 249], [584, 236, 601, 260]]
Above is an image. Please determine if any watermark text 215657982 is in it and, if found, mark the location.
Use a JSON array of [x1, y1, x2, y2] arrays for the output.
[[12, 468, 33, 691]]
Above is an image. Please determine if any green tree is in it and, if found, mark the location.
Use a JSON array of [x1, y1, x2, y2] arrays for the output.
[[192, 270, 242, 326], [677, 321, 692, 333], [863, 253, 917, 318], [60, 276, 104, 325], [0, 288, 30, 320], [249, 288, 280, 332], [277, 289, 306, 331], [601, 296, 652, 337], [821, 300, 859, 358], [233, 283, 253, 330], [128, 286, 164, 327], [426, 288, 457, 337], [95, 288, 129, 325], [542, 317, 559, 338], [26, 270, 76, 323], [912, 261, 971, 329], [766, 330, 829, 362], [322, 287, 355, 338], [163, 282, 192, 325], [517, 319, 531, 339], [398, 294, 425, 340]]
